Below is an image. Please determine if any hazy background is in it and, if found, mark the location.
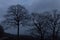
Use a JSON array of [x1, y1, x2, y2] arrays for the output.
[[0, 0, 60, 35]]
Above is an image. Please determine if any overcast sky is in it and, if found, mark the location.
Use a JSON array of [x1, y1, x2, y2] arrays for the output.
[[0, 0, 60, 35]]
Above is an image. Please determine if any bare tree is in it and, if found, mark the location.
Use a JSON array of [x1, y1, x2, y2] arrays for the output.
[[30, 13, 49, 40], [2, 4, 28, 40], [46, 10, 60, 40], [29, 10, 60, 40]]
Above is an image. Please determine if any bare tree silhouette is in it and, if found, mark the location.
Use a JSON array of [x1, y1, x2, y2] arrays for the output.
[[30, 13, 50, 40], [46, 10, 60, 40], [2, 4, 28, 40], [28, 10, 60, 40]]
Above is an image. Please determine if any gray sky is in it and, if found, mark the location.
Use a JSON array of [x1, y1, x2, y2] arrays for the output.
[[0, 0, 60, 35]]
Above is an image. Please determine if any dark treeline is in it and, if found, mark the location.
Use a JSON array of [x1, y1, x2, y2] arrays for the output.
[[0, 4, 60, 40]]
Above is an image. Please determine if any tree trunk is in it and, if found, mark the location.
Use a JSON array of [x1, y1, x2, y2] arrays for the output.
[[17, 21, 20, 40], [40, 33, 44, 40], [40, 36, 44, 40], [52, 29, 55, 40], [17, 25, 19, 40]]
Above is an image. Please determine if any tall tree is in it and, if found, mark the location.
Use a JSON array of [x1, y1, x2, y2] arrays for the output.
[[46, 10, 60, 40], [2, 4, 28, 40], [30, 13, 49, 40]]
